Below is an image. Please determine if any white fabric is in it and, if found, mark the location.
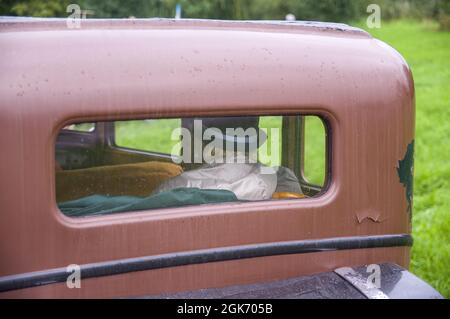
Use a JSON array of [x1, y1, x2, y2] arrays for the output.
[[153, 163, 278, 201]]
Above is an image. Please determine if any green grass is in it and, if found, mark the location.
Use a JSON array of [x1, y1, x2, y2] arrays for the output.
[[116, 119, 181, 154], [356, 20, 450, 297], [304, 117, 326, 185]]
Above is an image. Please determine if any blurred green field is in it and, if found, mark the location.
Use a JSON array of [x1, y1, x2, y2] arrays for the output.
[[115, 20, 448, 297], [356, 20, 449, 297]]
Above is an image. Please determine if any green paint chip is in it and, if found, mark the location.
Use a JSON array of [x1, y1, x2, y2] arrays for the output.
[[397, 141, 414, 219]]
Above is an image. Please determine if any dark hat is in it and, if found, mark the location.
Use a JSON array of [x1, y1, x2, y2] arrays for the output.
[[182, 116, 267, 147]]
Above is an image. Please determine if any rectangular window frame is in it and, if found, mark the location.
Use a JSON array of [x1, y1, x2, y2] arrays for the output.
[[54, 113, 332, 219]]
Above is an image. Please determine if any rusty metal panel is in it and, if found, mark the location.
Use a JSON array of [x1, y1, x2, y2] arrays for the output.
[[0, 19, 414, 298]]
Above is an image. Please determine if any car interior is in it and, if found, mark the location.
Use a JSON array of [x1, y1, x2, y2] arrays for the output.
[[55, 115, 326, 216]]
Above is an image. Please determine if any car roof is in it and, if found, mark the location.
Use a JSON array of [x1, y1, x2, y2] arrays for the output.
[[0, 17, 411, 120], [0, 17, 370, 38]]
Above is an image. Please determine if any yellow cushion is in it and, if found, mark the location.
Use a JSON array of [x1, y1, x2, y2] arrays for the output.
[[56, 161, 183, 202]]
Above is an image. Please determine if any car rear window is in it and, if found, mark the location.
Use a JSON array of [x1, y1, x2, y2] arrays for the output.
[[55, 115, 328, 217]]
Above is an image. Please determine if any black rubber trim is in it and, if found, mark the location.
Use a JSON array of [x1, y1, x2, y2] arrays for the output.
[[0, 234, 412, 293]]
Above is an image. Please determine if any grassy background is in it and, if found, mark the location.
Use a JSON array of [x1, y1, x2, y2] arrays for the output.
[[115, 20, 448, 297], [116, 119, 181, 154], [356, 20, 449, 297]]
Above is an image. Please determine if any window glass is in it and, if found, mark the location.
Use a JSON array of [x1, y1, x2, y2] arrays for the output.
[[115, 119, 181, 154], [303, 116, 326, 186], [258, 116, 282, 167], [55, 115, 327, 217]]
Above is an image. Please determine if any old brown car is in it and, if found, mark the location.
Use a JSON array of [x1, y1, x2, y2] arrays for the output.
[[0, 17, 442, 298]]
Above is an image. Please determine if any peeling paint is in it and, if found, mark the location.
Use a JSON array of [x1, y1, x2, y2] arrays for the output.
[[356, 210, 386, 224], [397, 141, 414, 220]]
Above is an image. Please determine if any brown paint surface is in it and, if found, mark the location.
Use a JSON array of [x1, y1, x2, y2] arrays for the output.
[[0, 19, 414, 297]]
